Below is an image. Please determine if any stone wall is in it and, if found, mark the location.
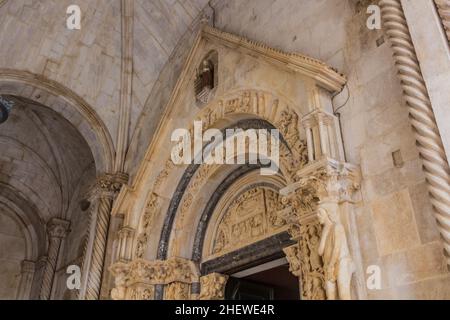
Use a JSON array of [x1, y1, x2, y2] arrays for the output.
[[206, 0, 449, 299]]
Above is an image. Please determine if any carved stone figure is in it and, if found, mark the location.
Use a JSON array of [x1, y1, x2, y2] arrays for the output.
[[165, 282, 190, 300], [199, 273, 229, 300], [211, 187, 287, 256], [317, 207, 354, 300], [298, 223, 326, 300], [195, 59, 215, 104]]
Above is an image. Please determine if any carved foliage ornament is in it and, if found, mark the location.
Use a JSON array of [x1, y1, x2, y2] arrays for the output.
[[135, 192, 160, 258]]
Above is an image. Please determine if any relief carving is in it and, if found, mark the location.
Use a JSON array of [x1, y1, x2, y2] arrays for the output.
[[297, 222, 326, 300], [110, 257, 199, 300], [199, 273, 229, 300], [125, 257, 198, 285], [211, 187, 288, 256], [135, 192, 160, 258], [165, 282, 190, 300], [129, 285, 154, 300]]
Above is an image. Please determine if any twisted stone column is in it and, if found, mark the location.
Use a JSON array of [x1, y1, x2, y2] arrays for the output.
[[435, 0, 450, 44], [381, 0, 450, 265], [85, 174, 126, 300], [39, 218, 70, 300]]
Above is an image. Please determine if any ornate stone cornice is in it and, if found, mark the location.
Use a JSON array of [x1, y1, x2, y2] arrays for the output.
[[202, 25, 346, 93]]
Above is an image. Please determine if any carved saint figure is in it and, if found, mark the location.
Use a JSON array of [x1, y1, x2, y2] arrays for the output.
[[317, 207, 354, 300], [201, 59, 214, 89]]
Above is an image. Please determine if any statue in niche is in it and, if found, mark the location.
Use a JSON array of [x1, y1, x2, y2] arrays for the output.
[[317, 207, 355, 300], [195, 58, 215, 104], [200, 59, 214, 89]]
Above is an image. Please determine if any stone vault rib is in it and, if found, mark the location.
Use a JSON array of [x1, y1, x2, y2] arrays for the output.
[[380, 0, 450, 266]]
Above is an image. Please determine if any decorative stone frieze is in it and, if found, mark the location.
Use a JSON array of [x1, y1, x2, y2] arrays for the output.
[[110, 257, 199, 300]]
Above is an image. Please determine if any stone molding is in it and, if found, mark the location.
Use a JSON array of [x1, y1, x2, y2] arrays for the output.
[[202, 25, 347, 93]]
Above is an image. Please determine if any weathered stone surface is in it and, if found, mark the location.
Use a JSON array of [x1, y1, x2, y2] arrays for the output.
[[1, 0, 449, 300]]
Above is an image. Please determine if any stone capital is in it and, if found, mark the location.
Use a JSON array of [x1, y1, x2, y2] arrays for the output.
[[282, 158, 360, 204], [89, 172, 129, 199], [277, 158, 360, 239], [47, 218, 70, 239]]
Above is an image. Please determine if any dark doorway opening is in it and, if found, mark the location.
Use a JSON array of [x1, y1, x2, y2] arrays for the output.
[[225, 259, 299, 300]]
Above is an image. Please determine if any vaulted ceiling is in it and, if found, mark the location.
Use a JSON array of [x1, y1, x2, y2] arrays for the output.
[[0, 0, 210, 177]]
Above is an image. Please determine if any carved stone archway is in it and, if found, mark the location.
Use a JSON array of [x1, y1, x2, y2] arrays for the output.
[[109, 26, 363, 300]]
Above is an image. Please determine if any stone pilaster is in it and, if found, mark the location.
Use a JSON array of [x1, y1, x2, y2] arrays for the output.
[[39, 218, 70, 300]]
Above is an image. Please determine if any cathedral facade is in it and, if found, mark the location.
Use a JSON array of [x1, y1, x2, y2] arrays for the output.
[[1, 0, 450, 300]]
